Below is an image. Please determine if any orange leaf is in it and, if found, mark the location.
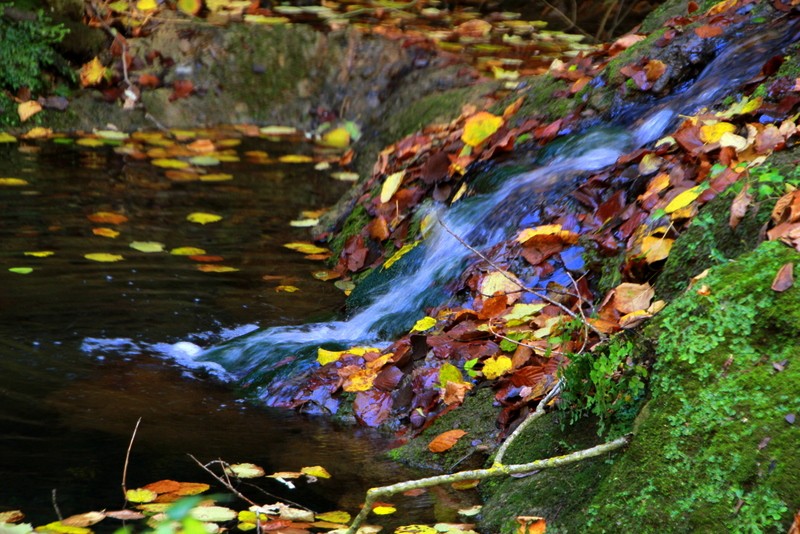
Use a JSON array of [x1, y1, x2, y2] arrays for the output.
[[80, 57, 106, 87], [428, 429, 467, 453], [88, 211, 129, 224], [142, 480, 181, 494], [695, 24, 724, 38], [18, 101, 42, 122], [771, 262, 794, 292], [516, 516, 546, 534]]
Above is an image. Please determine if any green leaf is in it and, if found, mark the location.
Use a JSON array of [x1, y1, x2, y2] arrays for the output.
[[461, 112, 504, 147], [129, 241, 165, 253], [85, 253, 124, 263], [437, 362, 464, 389], [125, 488, 157, 503], [224, 463, 265, 479], [9, 267, 33, 275]]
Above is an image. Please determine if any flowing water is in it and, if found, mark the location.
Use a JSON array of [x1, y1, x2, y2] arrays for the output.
[[0, 137, 477, 525], [199, 17, 800, 406]]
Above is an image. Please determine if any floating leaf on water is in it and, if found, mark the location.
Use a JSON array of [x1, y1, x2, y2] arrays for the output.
[[174, 482, 210, 496], [142, 480, 181, 494], [199, 173, 233, 182], [411, 316, 437, 332], [0, 132, 17, 143], [151, 158, 190, 169], [381, 171, 405, 203], [129, 241, 165, 253], [482, 355, 512, 379], [301, 465, 331, 479], [259, 125, 298, 136], [279, 154, 314, 163], [36, 521, 91, 534], [395, 525, 438, 533], [315, 511, 351, 524], [451, 480, 479, 491], [289, 218, 319, 227], [462, 112, 504, 147], [125, 488, 157, 503], [330, 171, 359, 181], [0, 511, 25, 523], [224, 463, 265, 479], [313, 270, 340, 281], [76, 138, 105, 147], [275, 284, 300, 292], [243, 14, 291, 23], [186, 212, 222, 224], [334, 279, 355, 293], [93, 227, 120, 238], [457, 505, 482, 518], [283, 242, 328, 254], [428, 429, 467, 453], [85, 253, 124, 262], [94, 130, 129, 141], [189, 255, 224, 263], [88, 212, 128, 225], [197, 265, 238, 273], [61, 512, 106, 528], [188, 156, 220, 166], [189, 506, 237, 522], [104, 510, 144, 521], [372, 504, 397, 515], [18, 101, 42, 122], [171, 247, 206, 255], [9, 267, 33, 274], [0, 178, 28, 186]]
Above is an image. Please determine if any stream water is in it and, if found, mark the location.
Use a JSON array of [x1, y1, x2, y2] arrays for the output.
[[0, 137, 476, 525], [199, 17, 800, 407]]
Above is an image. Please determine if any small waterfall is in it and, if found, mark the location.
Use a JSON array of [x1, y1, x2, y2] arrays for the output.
[[196, 17, 799, 404]]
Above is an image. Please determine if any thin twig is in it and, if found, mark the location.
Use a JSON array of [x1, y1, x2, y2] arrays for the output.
[[51, 489, 63, 521], [121, 417, 142, 503], [493, 381, 562, 466], [437, 219, 608, 341], [188, 454, 258, 507], [540, 0, 594, 40]]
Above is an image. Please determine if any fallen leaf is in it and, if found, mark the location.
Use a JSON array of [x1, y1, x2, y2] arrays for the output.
[[516, 516, 546, 534], [0, 511, 24, 523], [319, 127, 350, 148], [462, 112, 504, 147], [694, 24, 724, 38], [186, 212, 222, 224], [225, 463, 265, 478], [93, 227, 120, 238], [24, 251, 54, 258], [125, 488, 157, 503], [315, 511, 350, 524], [371, 504, 396, 515], [170, 246, 206, 255], [152, 158, 190, 169], [142, 480, 181, 494], [381, 171, 405, 203], [9, 267, 32, 274], [428, 429, 467, 453], [18, 101, 42, 122], [129, 241, 165, 253], [283, 242, 328, 254], [197, 264, 238, 272], [641, 235, 673, 263], [699, 122, 736, 143], [300, 465, 331, 479], [664, 185, 703, 214], [771, 262, 794, 292], [614, 282, 654, 314], [88, 211, 128, 224], [85, 253, 124, 262], [279, 154, 314, 163], [0, 177, 28, 186], [80, 57, 106, 87], [411, 316, 437, 332], [189, 506, 237, 522], [482, 355, 512, 379], [60, 512, 106, 528]]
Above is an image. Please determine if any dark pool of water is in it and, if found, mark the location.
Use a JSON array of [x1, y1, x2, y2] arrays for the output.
[[0, 134, 476, 526]]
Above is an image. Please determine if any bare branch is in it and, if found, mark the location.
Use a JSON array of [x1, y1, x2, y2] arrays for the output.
[[121, 417, 142, 504]]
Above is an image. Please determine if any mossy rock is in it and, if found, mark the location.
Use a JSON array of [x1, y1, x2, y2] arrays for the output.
[[387, 387, 500, 472], [585, 240, 800, 533], [479, 412, 620, 534]]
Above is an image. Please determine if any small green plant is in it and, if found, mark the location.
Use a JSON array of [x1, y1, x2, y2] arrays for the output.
[[558, 336, 648, 435], [0, 6, 71, 94]]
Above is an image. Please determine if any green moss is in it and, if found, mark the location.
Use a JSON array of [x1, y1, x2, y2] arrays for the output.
[[328, 204, 370, 261], [498, 74, 578, 123], [388, 86, 477, 141], [388, 388, 500, 471], [586, 240, 800, 533]]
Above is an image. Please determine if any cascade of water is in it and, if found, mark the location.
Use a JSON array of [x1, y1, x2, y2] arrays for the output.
[[195, 18, 800, 403]]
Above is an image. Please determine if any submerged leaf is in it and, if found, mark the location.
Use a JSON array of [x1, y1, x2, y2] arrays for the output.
[[225, 463, 265, 479], [88, 211, 128, 225], [8, 267, 33, 275], [283, 242, 328, 254], [24, 251, 54, 257], [171, 247, 206, 255], [93, 227, 120, 238], [0, 178, 28, 186]]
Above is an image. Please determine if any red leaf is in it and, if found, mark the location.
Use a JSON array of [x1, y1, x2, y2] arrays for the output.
[[771, 262, 794, 292], [353, 390, 392, 427], [694, 24, 724, 38], [169, 79, 194, 101]]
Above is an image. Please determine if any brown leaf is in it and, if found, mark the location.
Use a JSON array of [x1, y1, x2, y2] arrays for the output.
[[142, 479, 181, 494], [353, 390, 392, 427], [729, 184, 752, 229], [613, 282, 655, 314], [771, 262, 794, 292], [694, 24, 724, 38], [428, 429, 467, 453]]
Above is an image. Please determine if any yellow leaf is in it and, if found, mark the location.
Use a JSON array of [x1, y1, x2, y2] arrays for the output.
[[479, 270, 525, 299], [380, 171, 405, 203], [482, 355, 512, 379], [0, 132, 17, 143], [186, 212, 222, 224], [315, 511, 351, 524], [18, 101, 42, 122], [0, 178, 28, 186], [372, 504, 396, 515], [170, 246, 206, 255], [283, 242, 328, 254], [395, 526, 438, 534], [318, 127, 350, 148], [300, 465, 331, 479], [638, 153, 663, 175], [279, 154, 314, 163], [152, 158, 189, 169], [129, 241, 165, 253], [80, 57, 106, 87], [93, 227, 120, 238], [225, 463, 265, 478], [290, 218, 319, 227], [76, 138, 105, 147], [641, 235, 673, 263], [24, 251, 54, 257], [664, 185, 703, 214], [136, 0, 157, 10], [125, 488, 157, 503], [699, 121, 736, 144], [317, 346, 379, 365], [462, 111, 504, 147], [259, 125, 298, 135], [38, 522, 91, 534], [516, 224, 579, 245], [343, 368, 377, 392], [383, 241, 419, 270], [177, 0, 202, 15], [85, 253, 124, 262], [243, 14, 291, 24], [411, 316, 437, 332], [275, 284, 300, 292], [22, 127, 52, 139]]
